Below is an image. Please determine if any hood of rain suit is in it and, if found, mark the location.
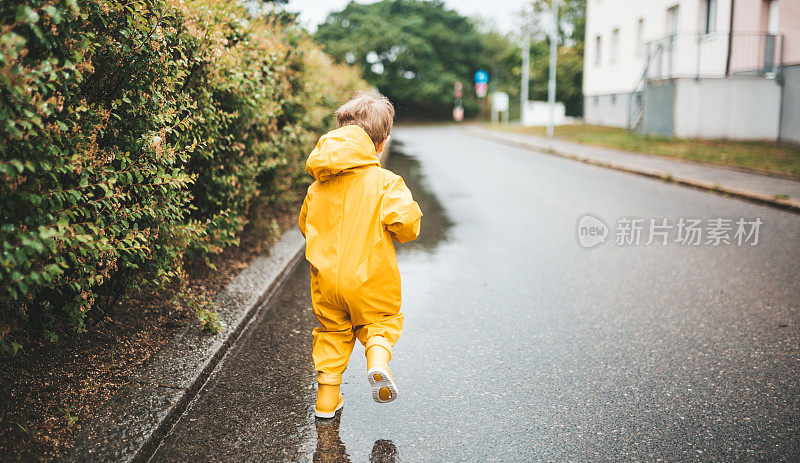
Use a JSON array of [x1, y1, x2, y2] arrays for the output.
[[306, 125, 380, 182]]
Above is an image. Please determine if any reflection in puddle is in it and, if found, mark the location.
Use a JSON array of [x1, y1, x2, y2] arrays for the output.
[[313, 413, 349, 462], [313, 412, 397, 463], [385, 142, 453, 252], [369, 439, 398, 463]]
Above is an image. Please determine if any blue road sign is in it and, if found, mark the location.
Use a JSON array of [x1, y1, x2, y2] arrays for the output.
[[474, 70, 489, 84]]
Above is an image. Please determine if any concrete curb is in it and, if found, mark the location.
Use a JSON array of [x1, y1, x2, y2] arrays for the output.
[[62, 229, 306, 462], [465, 128, 800, 214]]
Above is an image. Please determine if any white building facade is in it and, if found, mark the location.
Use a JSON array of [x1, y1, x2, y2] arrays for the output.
[[583, 0, 800, 142]]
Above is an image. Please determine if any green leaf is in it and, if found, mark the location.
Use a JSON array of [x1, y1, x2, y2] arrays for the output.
[[43, 6, 61, 24], [2, 341, 23, 354], [15, 5, 39, 23], [43, 330, 59, 343]]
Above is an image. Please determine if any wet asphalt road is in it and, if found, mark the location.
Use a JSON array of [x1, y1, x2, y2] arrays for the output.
[[151, 126, 800, 462]]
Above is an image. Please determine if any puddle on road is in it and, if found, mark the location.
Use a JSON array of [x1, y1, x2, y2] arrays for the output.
[[313, 412, 398, 462], [384, 142, 453, 253]]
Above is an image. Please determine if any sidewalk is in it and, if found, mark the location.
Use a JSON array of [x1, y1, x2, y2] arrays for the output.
[[64, 230, 306, 462], [467, 126, 800, 213]]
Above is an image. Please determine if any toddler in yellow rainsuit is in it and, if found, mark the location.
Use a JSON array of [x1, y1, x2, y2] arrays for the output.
[[299, 91, 422, 418]]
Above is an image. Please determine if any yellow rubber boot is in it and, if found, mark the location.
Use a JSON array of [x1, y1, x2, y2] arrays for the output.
[[315, 384, 344, 419], [366, 345, 398, 403]]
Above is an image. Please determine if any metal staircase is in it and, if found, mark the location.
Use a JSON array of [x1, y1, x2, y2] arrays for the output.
[[627, 41, 664, 131]]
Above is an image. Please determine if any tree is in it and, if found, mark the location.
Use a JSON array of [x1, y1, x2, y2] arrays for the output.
[[476, 28, 524, 120], [521, 0, 585, 47], [315, 0, 486, 118], [527, 44, 584, 117], [519, 0, 586, 117], [462, 0, 587, 120], [561, 0, 586, 46]]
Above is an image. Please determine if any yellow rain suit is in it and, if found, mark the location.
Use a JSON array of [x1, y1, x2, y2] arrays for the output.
[[299, 125, 422, 385]]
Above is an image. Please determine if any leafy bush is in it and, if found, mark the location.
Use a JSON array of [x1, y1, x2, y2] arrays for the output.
[[0, 0, 365, 345]]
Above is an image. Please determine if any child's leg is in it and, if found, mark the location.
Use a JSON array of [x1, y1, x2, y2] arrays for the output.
[[345, 282, 404, 359], [354, 313, 404, 360], [351, 298, 403, 403], [311, 297, 356, 386], [357, 315, 402, 403], [311, 295, 354, 418]]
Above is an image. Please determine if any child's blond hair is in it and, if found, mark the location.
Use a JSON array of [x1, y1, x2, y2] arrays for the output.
[[335, 91, 395, 149]]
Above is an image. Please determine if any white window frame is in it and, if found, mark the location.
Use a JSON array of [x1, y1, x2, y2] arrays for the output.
[[767, 0, 779, 34], [594, 34, 602, 65], [636, 18, 644, 58], [666, 5, 680, 48], [611, 28, 620, 64], [703, 0, 717, 35]]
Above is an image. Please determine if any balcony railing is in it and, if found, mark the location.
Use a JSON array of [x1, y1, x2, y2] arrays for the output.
[[644, 31, 784, 80], [627, 31, 784, 130]]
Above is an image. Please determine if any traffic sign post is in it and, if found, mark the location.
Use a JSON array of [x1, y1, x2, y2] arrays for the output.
[[474, 70, 489, 98], [491, 92, 509, 124], [474, 82, 488, 98], [453, 105, 464, 121], [453, 81, 464, 122]]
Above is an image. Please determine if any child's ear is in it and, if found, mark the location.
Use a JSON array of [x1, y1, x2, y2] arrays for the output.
[[376, 135, 391, 159]]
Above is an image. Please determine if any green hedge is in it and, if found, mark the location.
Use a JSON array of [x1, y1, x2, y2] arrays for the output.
[[0, 0, 365, 346]]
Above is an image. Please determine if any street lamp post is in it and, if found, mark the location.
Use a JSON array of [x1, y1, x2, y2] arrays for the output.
[[521, 24, 530, 125], [546, 0, 559, 138]]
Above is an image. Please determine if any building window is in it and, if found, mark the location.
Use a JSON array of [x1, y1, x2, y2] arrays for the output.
[[636, 18, 644, 58], [610, 94, 617, 105], [611, 28, 620, 64], [702, 0, 717, 35], [594, 34, 602, 65], [766, 0, 779, 34], [594, 96, 599, 106], [763, 0, 779, 75], [666, 5, 679, 48]]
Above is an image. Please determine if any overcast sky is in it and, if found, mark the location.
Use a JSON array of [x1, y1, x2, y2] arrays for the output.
[[288, 0, 528, 33]]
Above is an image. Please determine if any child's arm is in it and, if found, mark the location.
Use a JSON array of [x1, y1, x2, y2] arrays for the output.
[[381, 177, 422, 243], [298, 194, 309, 238]]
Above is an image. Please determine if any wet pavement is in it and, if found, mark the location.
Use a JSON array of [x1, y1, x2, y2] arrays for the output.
[[151, 126, 800, 461]]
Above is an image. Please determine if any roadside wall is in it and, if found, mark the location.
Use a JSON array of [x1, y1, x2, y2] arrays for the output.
[[640, 79, 675, 137], [673, 77, 781, 140], [780, 64, 800, 144], [583, 93, 632, 127], [522, 101, 567, 126]]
